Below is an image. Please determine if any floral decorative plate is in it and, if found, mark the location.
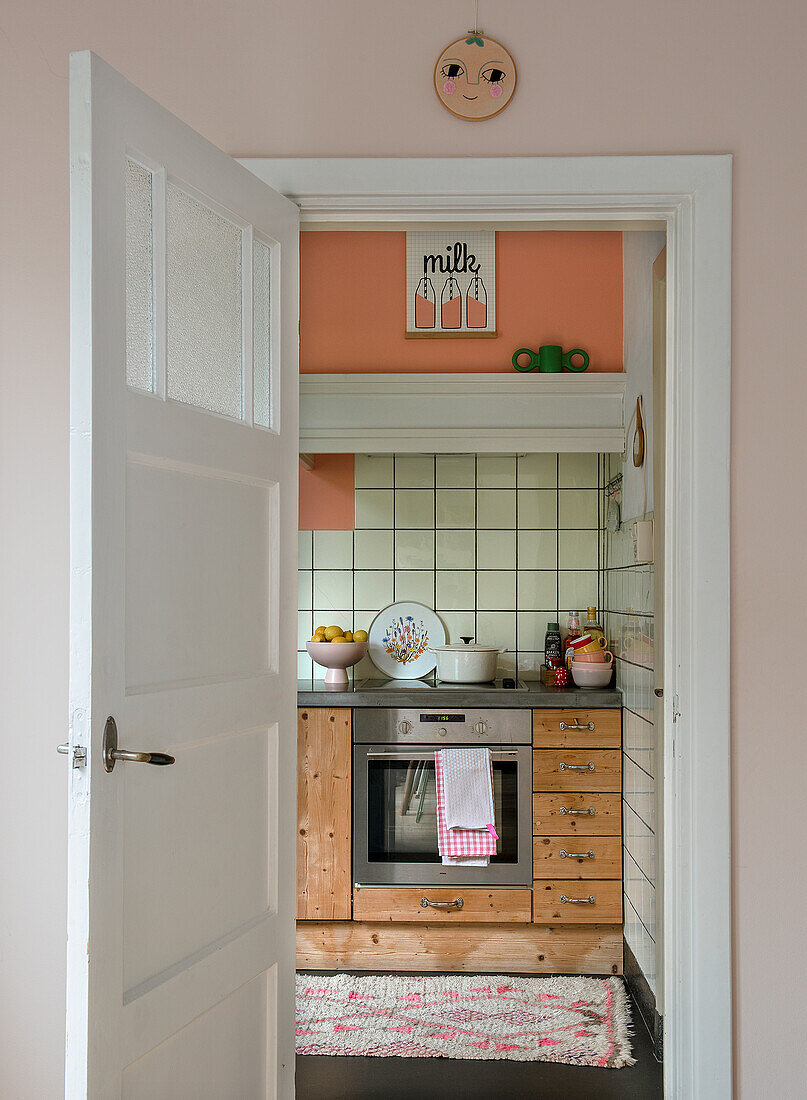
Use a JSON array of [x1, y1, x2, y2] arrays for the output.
[[367, 602, 446, 680]]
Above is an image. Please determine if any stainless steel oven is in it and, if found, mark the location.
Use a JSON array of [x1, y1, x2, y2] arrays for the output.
[[353, 708, 532, 886]]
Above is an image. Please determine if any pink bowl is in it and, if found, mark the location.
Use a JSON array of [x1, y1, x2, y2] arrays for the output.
[[570, 663, 614, 689], [574, 651, 613, 664], [306, 641, 368, 687]]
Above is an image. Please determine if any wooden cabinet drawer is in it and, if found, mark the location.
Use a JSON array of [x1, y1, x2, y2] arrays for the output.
[[533, 709, 621, 749], [352, 886, 532, 923], [533, 792, 621, 835], [533, 835, 622, 879], [533, 749, 621, 793], [532, 880, 623, 924]]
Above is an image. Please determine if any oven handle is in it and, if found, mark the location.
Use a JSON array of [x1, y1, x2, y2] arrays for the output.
[[365, 750, 521, 760]]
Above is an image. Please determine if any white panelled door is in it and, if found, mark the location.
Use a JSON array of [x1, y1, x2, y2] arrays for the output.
[[68, 52, 298, 1097]]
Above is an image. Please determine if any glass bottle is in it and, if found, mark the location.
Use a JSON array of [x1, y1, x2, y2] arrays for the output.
[[441, 274, 462, 329], [465, 273, 487, 329], [564, 611, 581, 671], [414, 276, 436, 329], [544, 621, 563, 668], [583, 606, 605, 643]]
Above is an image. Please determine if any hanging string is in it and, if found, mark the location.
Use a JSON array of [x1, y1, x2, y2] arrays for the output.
[[469, 0, 482, 35]]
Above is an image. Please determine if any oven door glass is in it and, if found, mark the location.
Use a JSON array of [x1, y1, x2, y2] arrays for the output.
[[365, 750, 518, 865]]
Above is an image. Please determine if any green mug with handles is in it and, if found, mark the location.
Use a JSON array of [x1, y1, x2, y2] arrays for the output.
[[512, 344, 590, 373]]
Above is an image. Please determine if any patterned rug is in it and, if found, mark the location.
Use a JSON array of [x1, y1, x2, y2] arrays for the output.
[[296, 973, 634, 1067]]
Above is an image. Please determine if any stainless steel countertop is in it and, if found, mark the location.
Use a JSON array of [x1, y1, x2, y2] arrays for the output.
[[297, 678, 621, 709]]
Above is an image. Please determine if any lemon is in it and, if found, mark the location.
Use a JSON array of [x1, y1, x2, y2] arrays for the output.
[[324, 625, 344, 641], [330, 636, 348, 644], [353, 629, 368, 643], [344, 630, 353, 642], [315, 625, 326, 635]]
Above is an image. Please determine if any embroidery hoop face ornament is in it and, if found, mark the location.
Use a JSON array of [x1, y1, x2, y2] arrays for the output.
[[434, 34, 517, 121]]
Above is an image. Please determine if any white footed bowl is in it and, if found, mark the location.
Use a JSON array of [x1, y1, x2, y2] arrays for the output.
[[306, 641, 368, 686]]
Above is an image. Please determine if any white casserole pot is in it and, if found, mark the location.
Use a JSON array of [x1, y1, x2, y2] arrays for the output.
[[429, 641, 503, 683]]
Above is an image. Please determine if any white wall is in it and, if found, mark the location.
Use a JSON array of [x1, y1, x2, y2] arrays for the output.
[[621, 232, 666, 520], [3, 2, 807, 1096]]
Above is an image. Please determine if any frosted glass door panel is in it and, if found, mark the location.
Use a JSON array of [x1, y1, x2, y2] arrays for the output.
[[165, 183, 243, 418], [253, 238, 272, 428], [125, 158, 155, 392]]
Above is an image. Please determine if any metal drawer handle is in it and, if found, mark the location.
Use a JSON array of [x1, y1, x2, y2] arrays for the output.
[[560, 894, 596, 904], [559, 761, 595, 771], [560, 849, 595, 860], [102, 716, 175, 773], [559, 806, 595, 816], [559, 721, 595, 731], [421, 896, 463, 910]]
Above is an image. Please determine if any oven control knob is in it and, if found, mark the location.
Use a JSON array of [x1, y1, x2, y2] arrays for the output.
[[473, 720, 488, 736], [397, 720, 413, 736], [438, 728, 447, 737]]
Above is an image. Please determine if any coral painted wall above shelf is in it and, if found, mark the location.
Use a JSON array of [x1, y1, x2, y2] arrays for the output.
[[300, 230, 623, 374]]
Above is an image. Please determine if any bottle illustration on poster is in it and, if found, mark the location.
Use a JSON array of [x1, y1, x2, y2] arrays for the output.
[[441, 274, 462, 328], [414, 276, 436, 328], [466, 273, 487, 328]]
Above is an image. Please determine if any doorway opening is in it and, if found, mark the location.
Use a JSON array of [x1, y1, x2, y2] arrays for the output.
[[244, 155, 731, 1097]]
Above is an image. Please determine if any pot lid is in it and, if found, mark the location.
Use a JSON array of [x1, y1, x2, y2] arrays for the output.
[[433, 642, 500, 653]]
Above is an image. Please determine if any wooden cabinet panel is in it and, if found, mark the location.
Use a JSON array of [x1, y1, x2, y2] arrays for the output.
[[533, 792, 622, 835], [353, 886, 532, 924], [297, 921, 623, 975], [297, 708, 352, 920], [533, 749, 621, 793], [532, 708, 621, 749], [533, 835, 622, 879], [532, 880, 623, 924]]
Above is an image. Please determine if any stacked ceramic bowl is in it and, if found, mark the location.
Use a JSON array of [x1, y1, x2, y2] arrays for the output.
[[569, 634, 614, 689]]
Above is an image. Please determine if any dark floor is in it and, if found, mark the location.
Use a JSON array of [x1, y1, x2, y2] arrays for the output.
[[296, 977, 663, 1100]]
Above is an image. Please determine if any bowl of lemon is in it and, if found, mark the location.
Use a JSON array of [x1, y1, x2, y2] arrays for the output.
[[306, 625, 369, 687]]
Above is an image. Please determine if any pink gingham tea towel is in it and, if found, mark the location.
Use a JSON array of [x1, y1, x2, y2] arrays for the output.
[[435, 748, 496, 865]]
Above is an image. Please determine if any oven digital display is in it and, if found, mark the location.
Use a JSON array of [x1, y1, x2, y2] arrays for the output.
[[419, 713, 465, 723]]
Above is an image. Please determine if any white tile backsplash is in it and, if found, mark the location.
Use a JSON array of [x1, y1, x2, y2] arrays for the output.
[[476, 570, 516, 611], [355, 529, 394, 569], [436, 454, 476, 487], [394, 454, 434, 488], [313, 569, 352, 609], [314, 529, 353, 569], [436, 569, 475, 610], [395, 488, 434, 528], [436, 488, 475, 528], [517, 452, 557, 488], [355, 489, 394, 528], [477, 529, 516, 569], [476, 454, 516, 487], [301, 454, 611, 686], [477, 489, 516, 529], [517, 530, 557, 570], [354, 453, 393, 488], [517, 489, 557, 528], [435, 529, 475, 568], [395, 529, 435, 569]]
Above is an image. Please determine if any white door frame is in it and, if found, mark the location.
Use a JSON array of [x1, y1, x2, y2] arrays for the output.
[[244, 155, 733, 1099]]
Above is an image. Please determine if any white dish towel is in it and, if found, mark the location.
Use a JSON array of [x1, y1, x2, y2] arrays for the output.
[[441, 746, 496, 834]]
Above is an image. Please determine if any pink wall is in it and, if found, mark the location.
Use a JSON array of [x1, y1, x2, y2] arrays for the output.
[[299, 455, 355, 530], [2, 2, 806, 1095], [300, 231, 623, 372]]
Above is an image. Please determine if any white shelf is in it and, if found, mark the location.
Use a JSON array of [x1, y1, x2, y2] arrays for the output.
[[299, 372, 626, 454]]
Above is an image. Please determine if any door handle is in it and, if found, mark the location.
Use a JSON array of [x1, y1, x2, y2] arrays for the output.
[[421, 896, 463, 911], [102, 716, 175, 772]]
